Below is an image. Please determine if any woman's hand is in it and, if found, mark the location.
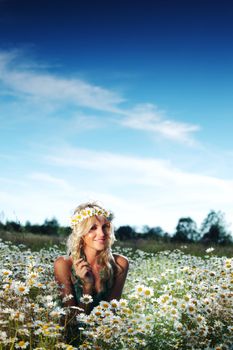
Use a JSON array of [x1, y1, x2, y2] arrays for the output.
[[74, 258, 94, 286]]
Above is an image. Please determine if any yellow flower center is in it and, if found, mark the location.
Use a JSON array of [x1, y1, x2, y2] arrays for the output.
[[18, 341, 25, 346]]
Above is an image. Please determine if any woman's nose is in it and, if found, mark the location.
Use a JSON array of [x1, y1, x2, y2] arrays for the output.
[[97, 227, 105, 237]]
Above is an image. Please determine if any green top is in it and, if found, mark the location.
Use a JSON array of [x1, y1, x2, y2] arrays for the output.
[[71, 266, 111, 308]]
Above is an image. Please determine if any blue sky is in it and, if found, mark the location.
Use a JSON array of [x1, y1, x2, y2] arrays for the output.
[[0, 0, 233, 233]]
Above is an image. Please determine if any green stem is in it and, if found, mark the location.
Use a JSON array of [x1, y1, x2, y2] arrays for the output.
[[9, 329, 18, 350]]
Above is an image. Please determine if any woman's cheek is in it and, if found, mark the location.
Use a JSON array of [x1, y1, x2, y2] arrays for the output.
[[87, 231, 95, 238]]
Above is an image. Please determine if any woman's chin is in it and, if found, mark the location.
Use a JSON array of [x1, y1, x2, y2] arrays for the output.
[[95, 243, 106, 251]]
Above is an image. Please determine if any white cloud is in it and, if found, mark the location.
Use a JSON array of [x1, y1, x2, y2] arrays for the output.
[[1, 144, 233, 232], [28, 172, 73, 191], [0, 51, 124, 112], [0, 189, 73, 225], [0, 50, 17, 68], [0, 50, 200, 145], [120, 104, 200, 145], [42, 146, 233, 230]]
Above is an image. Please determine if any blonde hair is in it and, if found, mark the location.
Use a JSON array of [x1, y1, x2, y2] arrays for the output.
[[67, 202, 116, 290]]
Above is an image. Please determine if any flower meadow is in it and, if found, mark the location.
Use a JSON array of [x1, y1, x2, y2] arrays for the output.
[[0, 239, 232, 350]]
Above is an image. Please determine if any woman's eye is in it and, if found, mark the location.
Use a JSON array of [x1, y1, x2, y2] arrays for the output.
[[90, 225, 97, 231]]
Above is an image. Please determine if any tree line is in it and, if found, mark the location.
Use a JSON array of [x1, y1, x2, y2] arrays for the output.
[[0, 209, 232, 245]]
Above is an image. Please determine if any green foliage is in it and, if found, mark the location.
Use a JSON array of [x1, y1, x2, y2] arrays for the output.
[[172, 217, 200, 242], [0, 209, 232, 246], [0, 217, 71, 237], [200, 210, 232, 244], [141, 225, 165, 240], [115, 225, 137, 240], [5, 220, 23, 232]]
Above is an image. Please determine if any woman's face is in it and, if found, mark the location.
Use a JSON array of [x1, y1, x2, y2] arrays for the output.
[[82, 216, 110, 252]]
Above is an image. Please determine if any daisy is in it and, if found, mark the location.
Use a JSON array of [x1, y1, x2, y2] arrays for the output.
[[119, 298, 128, 307], [34, 282, 46, 289], [183, 294, 192, 302], [174, 321, 183, 332], [143, 286, 154, 298], [225, 259, 232, 268], [15, 340, 29, 349], [101, 309, 114, 319], [99, 300, 111, 309], [50, 307, 66, 317], [111, 315, 122, 326], [1, 269, 12, 277], [80, 294, 93, 304], [171, 298, 178, 306], [28, 271, 39, 279], [206, 247, 215, 253], [186, 302, 196, 315], [195, 314, 205, 325], [3, 283, 11, 290], [66, 346, 77, 350], [135, 284, 145, 296], [110, 299, 119, 309], [79, 343, 92, 350], [175, 279, 184, 287], [170, 307, 179, 319], [158, 294, 171, 305], [10, 311, 25, 322], [92, 307, 104, 318], [13, 282, 29, 296]]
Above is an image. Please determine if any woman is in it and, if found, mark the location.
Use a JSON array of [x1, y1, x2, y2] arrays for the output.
[[54, 202, 129, 313]]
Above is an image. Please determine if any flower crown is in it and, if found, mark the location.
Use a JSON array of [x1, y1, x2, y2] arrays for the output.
[[71, 206, 113, 228]]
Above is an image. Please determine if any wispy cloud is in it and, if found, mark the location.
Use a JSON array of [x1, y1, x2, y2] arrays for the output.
[[0, 50, 200, 145], [1, 144, 233, 231], [40, 146, 233, 230], [28, 172, 73, 191], [120, 104, 200, 145], [0, 51, 124, 112], [45, 145, 233, 200]]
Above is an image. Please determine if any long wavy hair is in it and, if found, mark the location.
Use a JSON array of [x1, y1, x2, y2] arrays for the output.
[[67, 202, 117, 291]]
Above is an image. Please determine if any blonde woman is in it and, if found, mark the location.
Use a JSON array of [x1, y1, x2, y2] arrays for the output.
[[54, 202, 129, 313]]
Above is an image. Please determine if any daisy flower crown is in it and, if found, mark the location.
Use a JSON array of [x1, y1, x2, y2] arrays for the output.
[[71, 206, 114, 228]]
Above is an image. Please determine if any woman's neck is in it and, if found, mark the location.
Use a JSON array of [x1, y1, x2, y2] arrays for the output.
[[83, 247, 101, 266]]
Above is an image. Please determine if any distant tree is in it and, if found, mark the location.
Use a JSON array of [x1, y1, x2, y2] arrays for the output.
[[0, 220, 5, 231], [42, 218, 60, 236], [27, 224, 44, 235], [142, 225, 165, 240], [172, 217, 199, 242], [58, 226, 71, 236], [200, 210, 232, 244], [115, 225, 136, 240], [24, 221, 32, 233], [163, 232, 171, 242], [5, 220, 22, 233], [142, 225, 150, 234]]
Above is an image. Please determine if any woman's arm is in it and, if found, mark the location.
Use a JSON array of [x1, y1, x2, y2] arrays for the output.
[[54, 256, 95, 313], [54, 256, 77, 307], [107, 254, 129, 301]]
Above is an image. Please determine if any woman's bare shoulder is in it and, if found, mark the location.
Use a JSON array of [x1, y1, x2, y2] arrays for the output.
[[54, 256, 72, 270], [113, 253, 129, 270]]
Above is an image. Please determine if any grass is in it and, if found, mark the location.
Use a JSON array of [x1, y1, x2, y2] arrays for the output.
[[1, 230, 233, 257], [0, 230, 67, 251], [115, 238, 233, 257]]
